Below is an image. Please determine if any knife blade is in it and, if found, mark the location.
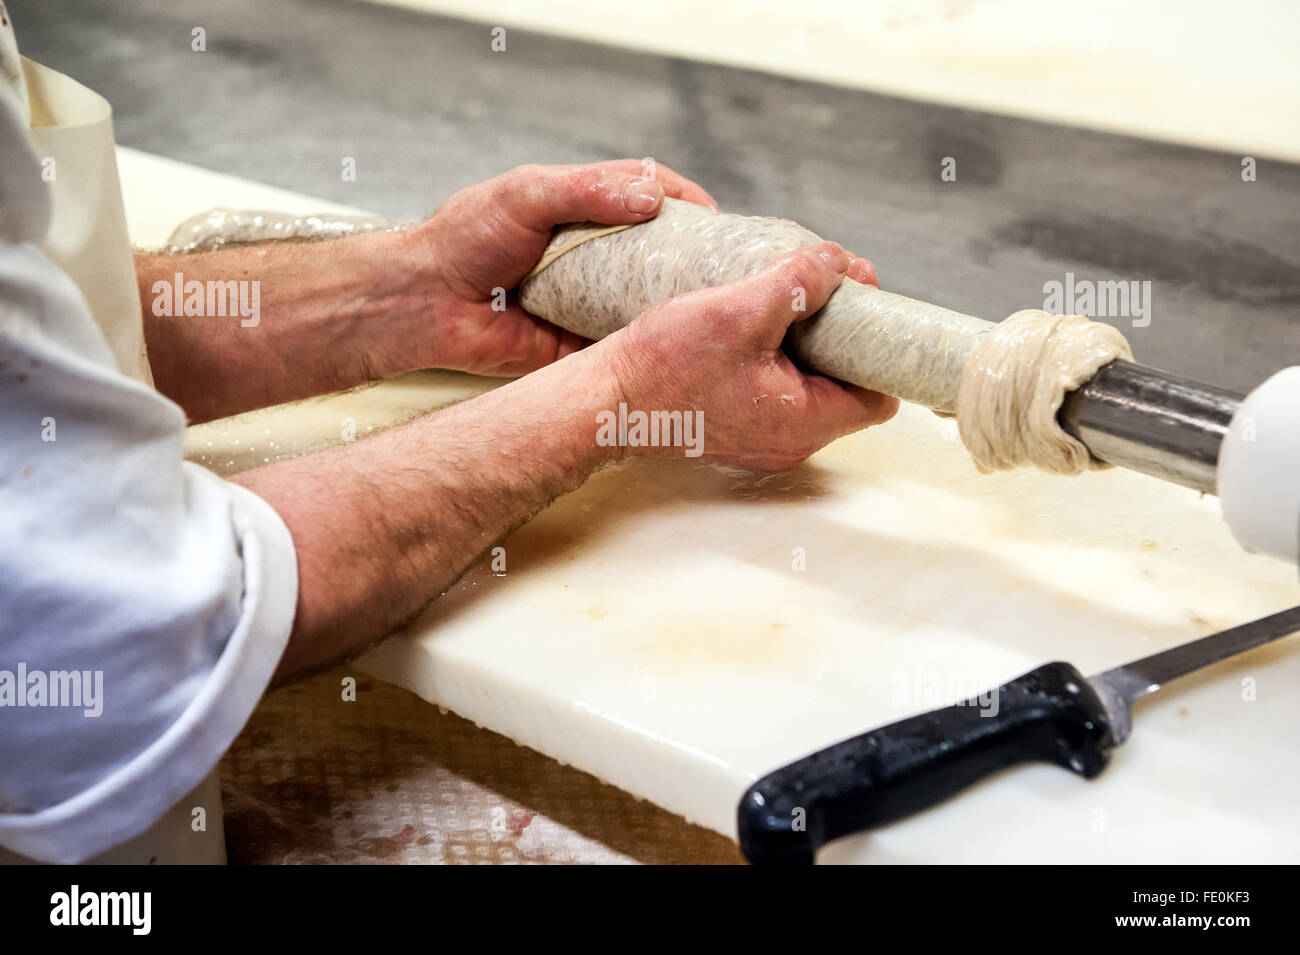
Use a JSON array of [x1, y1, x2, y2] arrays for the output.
[[1089, 604, 1300, 745], [738, 604, 1300, 865]]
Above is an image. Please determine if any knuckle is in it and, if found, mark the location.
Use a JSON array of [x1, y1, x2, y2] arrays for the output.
[[782, 252, 823, 298], [436, 184, 474, 217], [636, 298, 676, 328], [510, 163, 545, 182], [700, 295, 737, 326], [504, 164, 546, 200], [565, 165, 608, 199], [676, 288, 734, 329], [494, 164, 533, 199], [488, 171, 523, 208]]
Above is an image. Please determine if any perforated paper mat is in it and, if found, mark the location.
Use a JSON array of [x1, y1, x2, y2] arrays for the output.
[[219, 666, 742, 864]]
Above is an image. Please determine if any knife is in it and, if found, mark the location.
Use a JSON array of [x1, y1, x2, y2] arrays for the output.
[[737, 604, 1300, 865]]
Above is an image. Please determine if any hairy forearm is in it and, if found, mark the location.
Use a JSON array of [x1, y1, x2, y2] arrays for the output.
[[231, 344, 623, 678], [137, 228, 437, 423]]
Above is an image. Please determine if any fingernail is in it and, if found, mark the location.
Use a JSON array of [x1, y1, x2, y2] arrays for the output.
[[623, 178, 663, 214]]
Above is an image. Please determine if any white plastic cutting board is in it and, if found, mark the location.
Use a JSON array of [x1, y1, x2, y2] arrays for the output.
[[120, 148, 1300, 863]]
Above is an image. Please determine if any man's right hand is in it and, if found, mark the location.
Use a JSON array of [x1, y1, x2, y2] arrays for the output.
[[239, 241, 898, 677], [602, 241, 898, 472]]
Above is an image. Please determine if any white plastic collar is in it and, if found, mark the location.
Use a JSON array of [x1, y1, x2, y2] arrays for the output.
[[1217, 367, 1300, 565]]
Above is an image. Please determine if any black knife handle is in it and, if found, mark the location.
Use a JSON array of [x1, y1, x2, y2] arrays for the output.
[[737, 661, 1115, 864]]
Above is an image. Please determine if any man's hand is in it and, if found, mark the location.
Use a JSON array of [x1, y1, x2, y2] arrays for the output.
[[138, 159, 884, 426], [605, 242, 898, 471], [138, 159, 723, 422], [412, 159, 719, 377], [239, 237, 897, 676]]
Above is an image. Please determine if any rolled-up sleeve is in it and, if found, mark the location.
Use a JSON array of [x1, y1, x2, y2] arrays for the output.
[[0, 117, 298, 863]]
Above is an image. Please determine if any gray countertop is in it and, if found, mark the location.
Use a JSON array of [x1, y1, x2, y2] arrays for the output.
[[15, 0, 1299, 393]]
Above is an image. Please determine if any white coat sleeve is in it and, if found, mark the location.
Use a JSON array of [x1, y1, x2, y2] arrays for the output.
[[0, 87, 298, 864]]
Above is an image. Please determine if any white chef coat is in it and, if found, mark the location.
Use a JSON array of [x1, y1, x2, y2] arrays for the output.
[[0, 15, 298, 863]]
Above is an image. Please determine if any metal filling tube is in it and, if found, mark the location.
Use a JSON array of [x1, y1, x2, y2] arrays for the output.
[[1059, 361, 1242, 495]]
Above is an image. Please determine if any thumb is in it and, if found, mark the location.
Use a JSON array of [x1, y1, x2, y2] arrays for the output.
[[504, 163, 666, 234]]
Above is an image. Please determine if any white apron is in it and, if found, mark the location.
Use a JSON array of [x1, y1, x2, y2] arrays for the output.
[[20, 56, 153, 385]]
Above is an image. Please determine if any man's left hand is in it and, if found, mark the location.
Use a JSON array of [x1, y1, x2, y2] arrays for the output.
[[411, 159, 718, 377]]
